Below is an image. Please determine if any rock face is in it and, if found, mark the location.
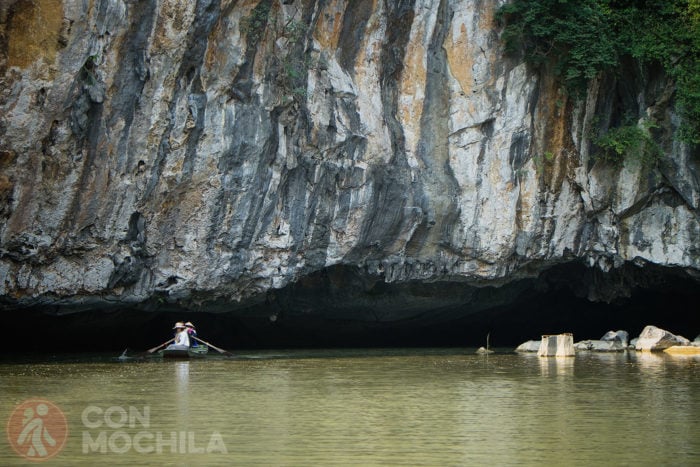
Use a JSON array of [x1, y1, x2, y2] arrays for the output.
[[635, 325, 690, 351], [0, 1, 699, 318]]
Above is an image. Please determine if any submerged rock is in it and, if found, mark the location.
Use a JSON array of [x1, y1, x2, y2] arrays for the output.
[[515, 340, 541, 352], [634, 325, 690, 351]]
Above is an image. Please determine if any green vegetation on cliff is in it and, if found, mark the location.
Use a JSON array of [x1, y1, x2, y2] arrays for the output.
[[497, 0, 700, 146]]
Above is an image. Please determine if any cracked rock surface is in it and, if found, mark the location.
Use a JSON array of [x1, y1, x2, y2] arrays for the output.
[[1, 0, 698, 316]]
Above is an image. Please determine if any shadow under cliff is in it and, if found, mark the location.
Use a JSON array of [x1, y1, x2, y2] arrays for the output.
[[3, 261, 699, 353]]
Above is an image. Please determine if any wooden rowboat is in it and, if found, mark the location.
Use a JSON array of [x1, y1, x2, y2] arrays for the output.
[[158, 345, 209, 359]]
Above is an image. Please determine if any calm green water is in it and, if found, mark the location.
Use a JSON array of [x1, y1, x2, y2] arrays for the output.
[[1, 349, 698, 466]]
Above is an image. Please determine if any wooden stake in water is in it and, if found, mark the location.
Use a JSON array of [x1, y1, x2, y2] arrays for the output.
[[476, 332, 494, 354]]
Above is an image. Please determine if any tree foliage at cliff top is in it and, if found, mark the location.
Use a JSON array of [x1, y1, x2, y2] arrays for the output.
[[497, 0, 700, 143]]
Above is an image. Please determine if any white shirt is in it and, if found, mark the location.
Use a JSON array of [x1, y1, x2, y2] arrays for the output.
[[174, 329, 190, 347]]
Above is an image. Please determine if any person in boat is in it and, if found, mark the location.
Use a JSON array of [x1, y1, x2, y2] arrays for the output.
[[165, 322, 190, 350], [185, 322, 198, 348]]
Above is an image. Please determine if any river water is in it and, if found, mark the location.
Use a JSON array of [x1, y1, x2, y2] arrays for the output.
[[1, 348, 698, 466]]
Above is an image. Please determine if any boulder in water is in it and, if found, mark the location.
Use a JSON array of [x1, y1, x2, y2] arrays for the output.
[[574, 340, 626, 352], [600, 330, 629, 347], [634, 325, 690, 351], [515, 340, 541, 352]]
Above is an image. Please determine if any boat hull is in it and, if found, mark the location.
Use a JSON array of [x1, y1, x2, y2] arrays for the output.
[[159, 346, 209, 359]]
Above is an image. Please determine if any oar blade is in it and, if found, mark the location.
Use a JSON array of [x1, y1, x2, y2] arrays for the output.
[[193, 336, 233, 356]]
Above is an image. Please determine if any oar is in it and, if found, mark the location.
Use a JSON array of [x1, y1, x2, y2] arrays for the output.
[[193, 336, 234, 356], [147, 338, 174, 354]]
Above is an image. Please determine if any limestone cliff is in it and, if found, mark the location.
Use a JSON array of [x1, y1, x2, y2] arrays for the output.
[[1, 0, 699, 317]]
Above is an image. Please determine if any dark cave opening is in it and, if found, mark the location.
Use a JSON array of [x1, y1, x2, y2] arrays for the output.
[[2, 261, 699, 354]]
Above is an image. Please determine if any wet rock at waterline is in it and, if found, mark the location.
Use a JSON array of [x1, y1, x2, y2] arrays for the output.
[[0, 1, 699, 339], [515, 340, 541, 352], [601, 330, 629, 347], [574, 330, 629, 352], [574, 340, 626, 352], [634, 325, 691, 351]]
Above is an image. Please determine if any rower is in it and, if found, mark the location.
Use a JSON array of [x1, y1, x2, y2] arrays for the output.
[[165, 322, 190, 350], [185, 322, 198, 347]]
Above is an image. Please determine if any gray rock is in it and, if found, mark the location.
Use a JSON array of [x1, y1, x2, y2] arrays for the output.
[[574, 339, 626, 352], [515, 340, 541, 352], [634, 325, 691, 351], [600, 330, 629, 347]]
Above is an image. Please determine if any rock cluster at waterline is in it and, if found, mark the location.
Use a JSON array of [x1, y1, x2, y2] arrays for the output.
[[515, 326, 695, 353], [574, 329, 629, 352]]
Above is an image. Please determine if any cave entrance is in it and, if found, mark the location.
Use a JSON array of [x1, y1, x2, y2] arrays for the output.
[[3, 261, 699, 353]]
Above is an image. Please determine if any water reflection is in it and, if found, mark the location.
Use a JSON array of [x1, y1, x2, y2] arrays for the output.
[[538, 356, 575, 377], [588, 350, 632, 364], [0, 350, 697, 465], [175, 361, 190, 391], [634, 350, 667, 375], [175, 362, 190, 429]]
